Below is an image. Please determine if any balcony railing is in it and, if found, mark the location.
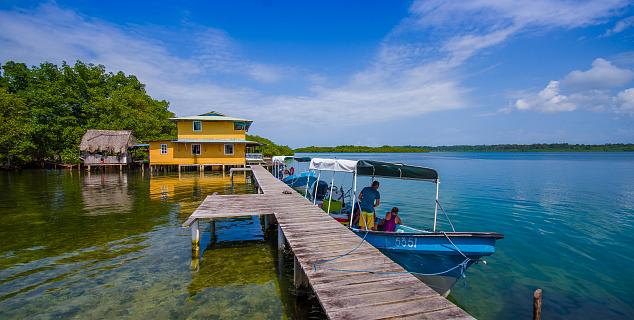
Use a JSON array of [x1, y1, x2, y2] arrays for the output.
[[246, 153, 264, 161]]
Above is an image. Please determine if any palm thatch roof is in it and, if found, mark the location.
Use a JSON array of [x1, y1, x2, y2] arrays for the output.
[[80, 130, 136, 154]]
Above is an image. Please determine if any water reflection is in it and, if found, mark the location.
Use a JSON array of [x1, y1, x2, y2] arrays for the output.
[[149, 172, 254, 201], [0, 170, 323, 319], [82, 172, 132, 214]]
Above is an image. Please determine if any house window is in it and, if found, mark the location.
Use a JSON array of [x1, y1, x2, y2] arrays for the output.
[[234, 122, 246, 131], [192, 144, 201, 156], [224, 144, 234, 155], [193, 121, 202, 132], [160, 144, 168, 155]]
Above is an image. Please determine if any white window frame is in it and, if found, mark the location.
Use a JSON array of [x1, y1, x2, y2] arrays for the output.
[[160, 144, 168, 155], [192, 144, 201, 156], [192, 120, 202, 132], [224, 143, 234, 156]]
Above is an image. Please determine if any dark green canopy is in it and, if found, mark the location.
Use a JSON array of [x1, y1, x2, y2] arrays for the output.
[[292, 157, 312, 162], [356, 160, 438, 182]]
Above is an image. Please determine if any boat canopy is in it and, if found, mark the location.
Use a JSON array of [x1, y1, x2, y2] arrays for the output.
[[272, 156, 292, 163], [272, 156, 312, 163], [309, 158, 438, 182], [309, 158, 358, 173]]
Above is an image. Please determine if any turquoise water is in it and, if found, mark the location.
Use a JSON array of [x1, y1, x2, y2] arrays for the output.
[[297, 152, 634, 319], [1, 153, 633, 319]]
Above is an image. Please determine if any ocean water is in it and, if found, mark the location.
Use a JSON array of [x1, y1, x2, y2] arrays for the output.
[[1, 152, 633, 319], [296, 152, 634, 319]]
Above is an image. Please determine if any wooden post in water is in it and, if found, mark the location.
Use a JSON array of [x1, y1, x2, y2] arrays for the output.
[[191, 220, 200, 255], [278, 226, 286, 251], [533, 288, 542, 320], [262, 214, 270, 235], [294, 255, 309, 290]]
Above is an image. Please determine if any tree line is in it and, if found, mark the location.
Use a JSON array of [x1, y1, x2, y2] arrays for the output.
[[246, 135, 294, 156], [295, 143, 634, 153], [0, 61, 176, 168], [426, 143, 634, 152], [294, 145, 430, 153]]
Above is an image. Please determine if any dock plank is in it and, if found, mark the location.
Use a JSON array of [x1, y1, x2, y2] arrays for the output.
[[185, 165, 474, 320]]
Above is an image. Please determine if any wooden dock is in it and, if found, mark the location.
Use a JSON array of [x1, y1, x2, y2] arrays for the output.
[[183, 165, 474, 320]]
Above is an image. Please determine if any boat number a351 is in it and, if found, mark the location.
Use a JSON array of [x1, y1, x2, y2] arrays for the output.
[[394, 237, 417, 248]]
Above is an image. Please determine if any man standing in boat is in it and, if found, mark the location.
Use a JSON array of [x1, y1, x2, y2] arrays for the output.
[[358, 181, 380, 230]]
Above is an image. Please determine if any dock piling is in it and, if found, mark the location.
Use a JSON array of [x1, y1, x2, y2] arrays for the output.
[[293, 255, 309, 290], [533, 288, 543, 320], [191, 219, 200, 255], [262, 215, 270, 234], [277, 226, 286, 251]]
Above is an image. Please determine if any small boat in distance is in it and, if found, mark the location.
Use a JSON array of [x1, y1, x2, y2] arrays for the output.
[[307, 158, 504, 296], [272, 156, 317, 189]]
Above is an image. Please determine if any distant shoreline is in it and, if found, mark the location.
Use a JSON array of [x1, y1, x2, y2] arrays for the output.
[[295, 144, 634, 153]]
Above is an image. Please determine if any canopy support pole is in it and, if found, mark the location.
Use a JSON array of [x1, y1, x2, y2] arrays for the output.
[[313, 170, 321, 205], [327, 172, 335, 213], [349, 171, 357, 229], [304, 170, 312, 199], [433, 179, 440, 232]]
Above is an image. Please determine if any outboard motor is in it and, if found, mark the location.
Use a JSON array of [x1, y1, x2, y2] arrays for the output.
[[311, 181, 329, 201]]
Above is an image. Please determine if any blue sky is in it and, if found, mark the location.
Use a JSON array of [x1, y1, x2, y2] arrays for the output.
[[1, 1, 633, 147]]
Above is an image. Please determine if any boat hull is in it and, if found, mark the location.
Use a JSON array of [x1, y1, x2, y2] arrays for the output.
[[352, 229, 503, 296], [282, 172, 316, 188]]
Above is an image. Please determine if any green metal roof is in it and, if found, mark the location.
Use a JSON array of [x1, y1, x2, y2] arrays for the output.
[[170, 111, 252, 122]]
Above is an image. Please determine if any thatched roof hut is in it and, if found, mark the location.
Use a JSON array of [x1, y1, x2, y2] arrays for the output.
[[80, 130, 136, 154]]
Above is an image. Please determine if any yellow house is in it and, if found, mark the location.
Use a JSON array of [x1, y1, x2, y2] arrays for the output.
[[148, 111, 262, 170]]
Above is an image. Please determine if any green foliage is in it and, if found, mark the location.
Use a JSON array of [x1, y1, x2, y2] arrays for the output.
[[0, 60, 176, 168], [247, 134, 294, 156], [60, 148, 81, 164], [0, 87, 34, 167], [294, 145, 430, 153]]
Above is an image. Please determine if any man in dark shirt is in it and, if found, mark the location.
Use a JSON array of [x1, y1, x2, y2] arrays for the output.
[[358, 181, 380, 230]]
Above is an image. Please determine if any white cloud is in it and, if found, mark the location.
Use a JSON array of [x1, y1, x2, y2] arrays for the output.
[[563, 58, 634, 89], [441, 26, 519, 65], [404, 0, 630, 67], [515, 81, 576, 112], [515, 58, 634, 114], [409, 0, 629, 29], [604, 16, 634, 36], [617, 88, 634, 113]]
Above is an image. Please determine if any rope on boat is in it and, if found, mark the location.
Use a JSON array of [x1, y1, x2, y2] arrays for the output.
[[435, 200, 456, 232], [318, 258, 471, 277], [312, 230, 476, 278], [312, 223, 371, 272]]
